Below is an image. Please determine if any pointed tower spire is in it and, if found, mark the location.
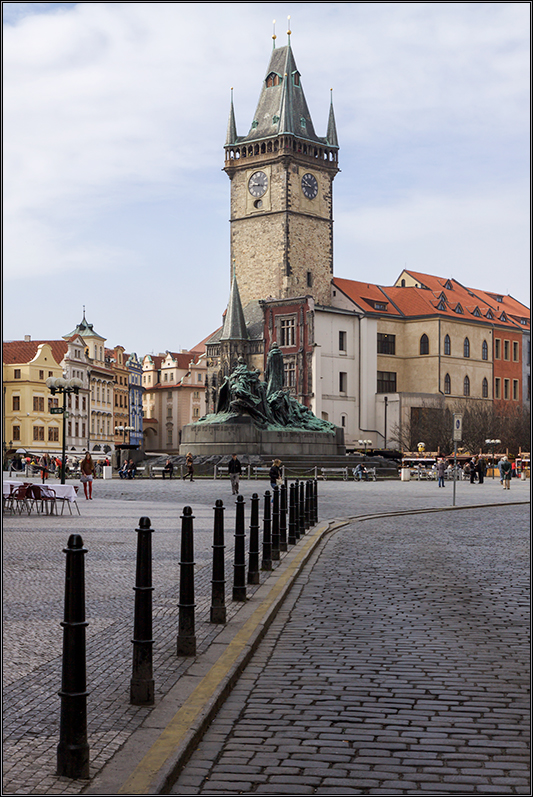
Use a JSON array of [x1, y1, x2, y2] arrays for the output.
[[225, 88, 238, 146], [272, 19, 276, 49], [220, 267, 249, 341], [326, 89, 339, 148]]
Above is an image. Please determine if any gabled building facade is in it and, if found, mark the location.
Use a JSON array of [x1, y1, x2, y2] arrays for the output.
[[142, 350, 207, 453]]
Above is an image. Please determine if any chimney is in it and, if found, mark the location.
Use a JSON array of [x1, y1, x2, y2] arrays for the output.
[[24, 335, 31, 342]]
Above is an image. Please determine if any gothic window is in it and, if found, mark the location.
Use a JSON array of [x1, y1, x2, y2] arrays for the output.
[[463, 337, 470, 358], [266, 73, 281, 88], [482, 377, 489, 398], [420, 334, 429, 355], [482, 340, 488, 360], [444, 334, 451, 355], [463, 375, 470, 396], [444, 373, 451, 394]]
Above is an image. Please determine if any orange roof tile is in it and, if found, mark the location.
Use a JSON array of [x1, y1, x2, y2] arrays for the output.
[[3, 340, 68, 367]]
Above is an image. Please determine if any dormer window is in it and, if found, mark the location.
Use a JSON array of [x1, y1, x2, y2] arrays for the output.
[[486, 309, 493, 319], [499, 311, 507, 322], [300, 116, 307, 129], [472, 306, 482, 317], [445, 280, 453, 290], [454, 303, 464, 314], [266, 72, 282, 88], [293, 71, 300, 86]]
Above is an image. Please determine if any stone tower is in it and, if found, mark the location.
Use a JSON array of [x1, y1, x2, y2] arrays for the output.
[[224, 34, 339, 308]]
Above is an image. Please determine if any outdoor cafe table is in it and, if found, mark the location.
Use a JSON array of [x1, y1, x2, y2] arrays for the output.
[[3, 480, 79, 513]]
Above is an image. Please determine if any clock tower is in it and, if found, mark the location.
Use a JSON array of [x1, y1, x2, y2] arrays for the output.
[[224, 35, 339, 308]]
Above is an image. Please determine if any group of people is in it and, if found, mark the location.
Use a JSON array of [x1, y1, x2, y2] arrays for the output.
[[162, 453, 195, 480], [119, 459, 137, 480], [226, 455, 282, 496]]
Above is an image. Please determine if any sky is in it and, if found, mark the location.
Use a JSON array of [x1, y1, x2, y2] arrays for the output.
[[3, 2, 530, 358]]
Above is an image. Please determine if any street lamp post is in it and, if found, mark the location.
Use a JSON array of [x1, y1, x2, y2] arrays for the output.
[[485, 439, 501, 479], [46, 377, 83, 485], [358, 439, 372, 455]]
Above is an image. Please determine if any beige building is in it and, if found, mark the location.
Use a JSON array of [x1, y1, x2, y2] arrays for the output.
[[142, 350, 207, 453], [3, 340, 65, 456], [63, 312, 115, 453]]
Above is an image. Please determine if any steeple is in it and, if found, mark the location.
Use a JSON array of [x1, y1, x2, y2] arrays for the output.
[[326, 90, 339, 148], [225, 88, 238, 146], [220, 270, 249, 341], [238, 42, 324, 146]]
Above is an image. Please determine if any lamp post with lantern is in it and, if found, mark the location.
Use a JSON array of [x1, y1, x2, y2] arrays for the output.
[[46, 377, 83, 484], [358, 439, 372, 455]]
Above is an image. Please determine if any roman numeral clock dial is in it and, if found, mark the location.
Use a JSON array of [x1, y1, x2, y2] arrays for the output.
[[301, 173, 318, 199], [248, 171, 268, 197]]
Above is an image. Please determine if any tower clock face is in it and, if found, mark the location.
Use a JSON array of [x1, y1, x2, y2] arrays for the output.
[[248, 171, 268, 197], [301, 173, 318, 200]]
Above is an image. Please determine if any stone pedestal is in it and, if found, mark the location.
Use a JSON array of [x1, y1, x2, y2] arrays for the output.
[[180, 416, 345, 457]]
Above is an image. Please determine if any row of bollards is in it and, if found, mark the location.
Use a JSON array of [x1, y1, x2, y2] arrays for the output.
[[56, 480, 318, 779]]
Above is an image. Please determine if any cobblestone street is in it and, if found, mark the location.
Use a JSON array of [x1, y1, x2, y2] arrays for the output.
[[2, 475, 529, 794], [171, 506, 530, 795]]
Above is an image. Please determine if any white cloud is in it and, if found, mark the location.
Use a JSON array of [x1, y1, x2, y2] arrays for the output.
[[2, 2, 530, 353]]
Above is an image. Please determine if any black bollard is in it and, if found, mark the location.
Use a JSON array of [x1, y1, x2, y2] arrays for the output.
[[288, 483, 297, 546], [247, 493, 260, 584], [261, 490, 272, 570], [279, 483, 288, 551], [314, 478, 318, 524], [130, 517, 155, 705], [233, 495, 247, 600], [57, 534, 90, 779], [299, 481, 306, 535], [305, 480, 312, 529], [177, 506, 196, 656], [294, 480, 301, 540], [210, 500, 226, 623], [271, 486, 280, 561]]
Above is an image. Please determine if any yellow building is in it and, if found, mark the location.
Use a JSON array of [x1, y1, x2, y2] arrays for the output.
[[3, 340, 65, 456]]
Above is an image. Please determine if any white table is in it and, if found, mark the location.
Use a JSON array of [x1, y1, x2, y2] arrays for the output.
[[3, 481, 80, 514]]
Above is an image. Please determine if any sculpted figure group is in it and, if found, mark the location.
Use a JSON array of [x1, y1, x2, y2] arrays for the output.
[[211, 343, 336, 433]]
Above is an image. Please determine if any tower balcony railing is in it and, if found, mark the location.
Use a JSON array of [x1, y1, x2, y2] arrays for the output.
[[225, 135, 338, 167]]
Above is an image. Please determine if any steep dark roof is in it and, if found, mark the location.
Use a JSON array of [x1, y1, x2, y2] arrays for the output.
[[220, 274, 249, 341], [236, 44, 328, 146]]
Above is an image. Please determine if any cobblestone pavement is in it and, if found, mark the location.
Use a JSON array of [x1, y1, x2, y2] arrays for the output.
[[2, 475, 529, 794], [171, 506, 530, 795]]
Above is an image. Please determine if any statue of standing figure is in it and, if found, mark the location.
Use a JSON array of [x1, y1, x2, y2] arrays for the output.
[[206, 344, 336, 433], [265, 341, 284, 397]]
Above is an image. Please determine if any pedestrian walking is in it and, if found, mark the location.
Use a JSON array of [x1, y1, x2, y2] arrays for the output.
[[436, 458, 446, 487], [476, 457, 486, 484], [269, 459, 282, 491], [183, 452, 194, 482], [80, 452, 95, 500], [469, 457, 477, 484], [228, 453, 242, 495], [500, 455, 512, 489], [497, 456, 505, 484]]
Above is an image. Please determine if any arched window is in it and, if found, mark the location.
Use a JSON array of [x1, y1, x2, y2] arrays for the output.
[[463, 337, 470, 358], [482, 340, 488, 360], [482, 377, 489, 398], [420, 334, 429, 355], [444, 334, 451, 355], [463, 375, 470, 396], [444, 373, 451, 394]]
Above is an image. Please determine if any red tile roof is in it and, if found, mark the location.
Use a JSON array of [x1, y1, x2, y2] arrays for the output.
[[333, 271, 530, 330], [3, 340, 68, 367]]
